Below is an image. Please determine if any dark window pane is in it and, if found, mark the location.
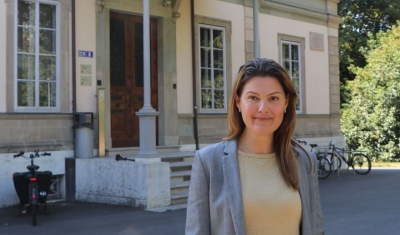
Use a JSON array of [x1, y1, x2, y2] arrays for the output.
[[292, 62, 299, 77], [282, 43, 289, 60], [201, 69, 211, 88], [214, 90, 224, 109], [135, 23, 144, 87], [39, 82, 57, 107], [213, 50, 223, 69], [214, 70, 224, 89], [18, 27, 35, 52], [39, 56, 56, 81], [110, 18, 126, 86], [201, 89, 212, 109], [18, 54, 35, 80], [283, 60, 290, 75], [291, 44, 299, 60], [18, 81, 35, 106], [200, 27, 210, 47], [213, 29, 223, 49], [18, 1, 35, 26], [40, 29, 56, 54], [40, 3, 56, 29], [292, 77, 299, 92], [201, 48, 211, 68]]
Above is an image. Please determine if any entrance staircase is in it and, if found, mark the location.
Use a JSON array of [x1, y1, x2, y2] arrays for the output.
[[106, 146, 194, 208]]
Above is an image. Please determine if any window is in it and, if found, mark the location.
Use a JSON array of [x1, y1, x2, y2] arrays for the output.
[[199, 25, 226, 113], [15, 0, 60, 111], [281, 40, 302, 112]]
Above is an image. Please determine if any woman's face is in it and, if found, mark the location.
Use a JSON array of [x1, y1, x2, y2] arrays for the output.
[[236, 76, 288, 138]]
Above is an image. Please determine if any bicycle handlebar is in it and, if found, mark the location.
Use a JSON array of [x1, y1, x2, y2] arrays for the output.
[[13, 151, 24, 158], [13, 150, 51, 159], [115, 154, 135, 162]]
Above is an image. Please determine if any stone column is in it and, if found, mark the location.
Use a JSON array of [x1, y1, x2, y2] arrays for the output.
[[326, 0, 343, 135], [136, 0, 159, 160]]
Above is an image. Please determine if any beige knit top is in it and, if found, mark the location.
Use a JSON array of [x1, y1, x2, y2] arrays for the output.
[[237, 150, 301, 235]]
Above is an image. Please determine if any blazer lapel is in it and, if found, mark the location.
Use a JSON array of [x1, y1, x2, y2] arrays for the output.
[[222, 139, 246, 235]]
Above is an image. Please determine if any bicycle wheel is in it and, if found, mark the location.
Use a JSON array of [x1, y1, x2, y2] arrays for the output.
[[32, 204, 37, 226], [329, 154, 342, 172], [317, 156, 331, 179], [352, 153, 371, 175]]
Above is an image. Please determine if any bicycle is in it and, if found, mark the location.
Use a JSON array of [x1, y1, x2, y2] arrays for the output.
[[293, 139, 332, 179], [326, 142, 371, 175], [309, 144, 332, 179], [12, 150, 52, 226]]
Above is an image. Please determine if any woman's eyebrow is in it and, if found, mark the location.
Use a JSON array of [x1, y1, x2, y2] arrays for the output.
[[245, 91, 283, 95]]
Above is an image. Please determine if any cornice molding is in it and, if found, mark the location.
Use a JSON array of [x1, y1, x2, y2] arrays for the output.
[[328, 14, 343, 28], [326, 0, 340, 4], [261, 1, 327, 22]]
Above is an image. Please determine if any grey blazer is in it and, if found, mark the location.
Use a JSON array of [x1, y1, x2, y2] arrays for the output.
[[185, 139, 324, 235]]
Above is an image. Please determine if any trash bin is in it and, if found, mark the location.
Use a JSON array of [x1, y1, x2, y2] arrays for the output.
[[73, 112, 94, 158]]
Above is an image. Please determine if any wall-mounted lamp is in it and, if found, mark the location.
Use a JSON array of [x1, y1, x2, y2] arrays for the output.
[[162, 0, 171, 7]]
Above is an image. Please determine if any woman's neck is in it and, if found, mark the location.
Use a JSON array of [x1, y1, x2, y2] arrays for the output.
[[238, 131, 274, 154]]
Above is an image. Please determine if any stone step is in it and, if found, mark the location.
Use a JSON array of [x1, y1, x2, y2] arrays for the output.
[[161, 151, 195, 162], [146, 203, 187, 212], [171, 181, 190, 195], [171, 180, 190, 189], [171, 192, 189, 205], [106, 146, 183, 157], [170, 161, 193, 172], [170, 170, 191, 178]]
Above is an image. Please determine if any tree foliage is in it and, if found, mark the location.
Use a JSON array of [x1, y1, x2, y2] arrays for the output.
[[338, 0, 400, 104], [341, 23, 400, 161]]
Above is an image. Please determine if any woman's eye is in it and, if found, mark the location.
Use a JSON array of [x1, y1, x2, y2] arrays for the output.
[[270, 96, 279, 101], [248, 96, 258, 100]]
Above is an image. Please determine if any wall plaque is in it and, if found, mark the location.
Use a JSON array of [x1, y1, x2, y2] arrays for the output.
[[310, 32, 324, 51]]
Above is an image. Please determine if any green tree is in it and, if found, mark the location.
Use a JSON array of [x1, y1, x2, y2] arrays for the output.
[[338, 0, 400, 104], [341, 23, 400, 161]]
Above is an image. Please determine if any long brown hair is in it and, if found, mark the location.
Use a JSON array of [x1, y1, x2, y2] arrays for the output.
[[224, 58, 300, 190]]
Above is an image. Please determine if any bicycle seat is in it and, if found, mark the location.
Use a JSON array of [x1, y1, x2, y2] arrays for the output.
[[27, 165, 39, 171], [310, 144, 318, 148]]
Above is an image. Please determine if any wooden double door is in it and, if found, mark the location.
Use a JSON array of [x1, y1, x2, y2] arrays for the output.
[[109, 12, 158, 147]]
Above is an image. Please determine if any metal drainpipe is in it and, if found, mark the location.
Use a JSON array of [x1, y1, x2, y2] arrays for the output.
[[72, 0, 77, 156], [191, 0, 199, 150]]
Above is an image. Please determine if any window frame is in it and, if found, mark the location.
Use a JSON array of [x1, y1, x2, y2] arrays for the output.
[[281, 40, 302, 112], [198, 24, 227, 113], [14, 0, 61, 112], [278, 34, 306, 114]]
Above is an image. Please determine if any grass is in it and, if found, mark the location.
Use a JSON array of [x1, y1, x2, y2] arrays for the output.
[[372, 162, 400, 168]]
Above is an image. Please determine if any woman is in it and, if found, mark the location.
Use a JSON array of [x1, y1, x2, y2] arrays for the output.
[[185, 58, 324, 235]]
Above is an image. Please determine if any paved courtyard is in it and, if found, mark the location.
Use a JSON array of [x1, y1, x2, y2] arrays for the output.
[[1, 169, 400, 234]]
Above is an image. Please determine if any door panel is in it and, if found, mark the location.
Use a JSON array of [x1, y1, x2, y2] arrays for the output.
[[110, 12, 158, 147]]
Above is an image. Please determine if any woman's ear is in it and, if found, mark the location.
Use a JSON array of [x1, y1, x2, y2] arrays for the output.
[[235, 95, 241, 111]]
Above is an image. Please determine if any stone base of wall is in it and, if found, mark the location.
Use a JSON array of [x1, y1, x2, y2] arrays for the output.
[[75, 157, 170, 209]]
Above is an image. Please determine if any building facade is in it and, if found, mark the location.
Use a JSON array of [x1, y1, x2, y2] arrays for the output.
[[0, 0, 342, 208]]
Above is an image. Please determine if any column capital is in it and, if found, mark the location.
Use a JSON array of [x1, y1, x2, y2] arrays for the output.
[[96, 0, 107, 13]]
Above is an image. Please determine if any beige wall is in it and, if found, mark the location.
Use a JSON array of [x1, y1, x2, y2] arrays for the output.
[[0, 2, 6, 113], [75, 0, 97, 113], [176, 0, 193, 114], [175, 0, 245, 114], [259, 14, 330, 114]]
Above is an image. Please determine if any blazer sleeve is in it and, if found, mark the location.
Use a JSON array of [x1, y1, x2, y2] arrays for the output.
[[312, 153, 325, 235], [185, 151, 210, 235]]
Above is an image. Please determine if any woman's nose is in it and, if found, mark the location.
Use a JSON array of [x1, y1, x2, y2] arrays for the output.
[[258, 100, 269, 113]]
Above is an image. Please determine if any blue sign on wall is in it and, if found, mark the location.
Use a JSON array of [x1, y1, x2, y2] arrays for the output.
[[78, 50, 93, 58]]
